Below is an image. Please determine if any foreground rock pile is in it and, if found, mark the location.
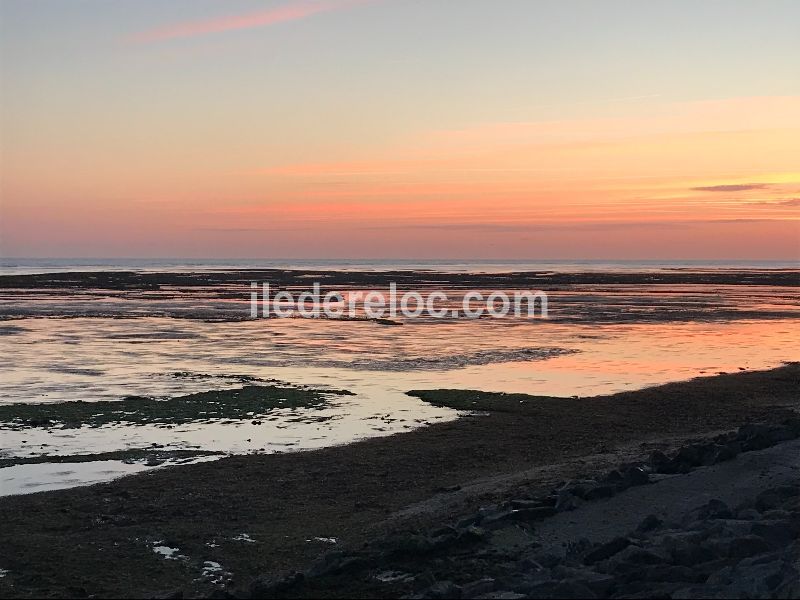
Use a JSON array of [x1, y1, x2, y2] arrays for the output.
[[244, 485, 798, 599], [233, 416, 800, 599], [649, 419, 800, 475], [406, 486, 799, 599]]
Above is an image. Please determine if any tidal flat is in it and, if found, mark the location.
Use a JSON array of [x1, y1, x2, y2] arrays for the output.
[[0, 267, 798, 596], [0, 365, 798, 598]]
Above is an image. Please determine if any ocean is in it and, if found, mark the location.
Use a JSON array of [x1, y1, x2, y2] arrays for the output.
[[1, 257, 798, 276]]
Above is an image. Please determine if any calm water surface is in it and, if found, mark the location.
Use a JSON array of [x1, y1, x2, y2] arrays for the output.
[[1, 267, 798, 494]]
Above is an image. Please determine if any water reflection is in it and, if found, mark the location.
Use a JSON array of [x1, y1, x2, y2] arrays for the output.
[[1, 293, 798, 493]]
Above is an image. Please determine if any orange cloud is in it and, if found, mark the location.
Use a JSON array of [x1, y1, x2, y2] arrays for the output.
[[130, 0, 372, 43]]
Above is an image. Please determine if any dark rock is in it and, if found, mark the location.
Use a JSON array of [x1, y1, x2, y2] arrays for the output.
[[701, 516, 750, 534], [508, 507, 557, 522], [766, 425, 796, 444], [518, 580, 596, 599], [457, 525, 489, 544], [554, 491, 582, 512], [583, 537, 631, 565], [709, 556, 796, 597], [708, 443, 738, 464], [649, 450, 672, 473], [761, 509, 792, 520], [737, 423, 794, 451], [509, 498, 552, 510], [412, 571, 437, 591], [559, 479, 600, 499], [151, 591, 183, 600], [755, 485, 800, 512], [430, 525, 457, 538], [548, 581, 597, 599], [460, 578, 496, 598], [603, 470, 625, 486], [674, 444, 704, 469], [737, 423, 770, 441], [608, 544, 668, 567], [775, 573, 800, 599], [305, 551, 369, 577], [456, 514, 482, 529], [726, 535, 771, 560], [249, 572, 303, 598], [527, 553, 561, 569], [689, 499, 733, 522], [634, 564, 699, 584], [635, 514, 663, 533], [480, 509, 517, 529], [565, 538, 593, 560], [736, 508, 761, 520], [507, 498, 536, 509], [671, 584, 730, 599], [384, 533, 435, 556], [610, 582, 685, 598], [736, 550, 786, 569], [751, 520, 798, 547], [782, 415, 800, 436], [481, 504, 554, 528], [668, 538, 718, 566], [583, 485, 616, 501], [539, 495, 558, 507], [622, 466, 649, 487], [550, 567, 615, 595], [414, 581, 462, 599]]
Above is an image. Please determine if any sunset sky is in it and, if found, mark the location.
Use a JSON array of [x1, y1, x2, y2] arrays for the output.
[[1, 0, 798, 259]]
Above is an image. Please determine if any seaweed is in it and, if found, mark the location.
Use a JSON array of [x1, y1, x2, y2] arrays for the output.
[[0, 385, 354, 429]]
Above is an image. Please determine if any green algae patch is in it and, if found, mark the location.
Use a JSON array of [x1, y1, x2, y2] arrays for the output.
[[407, 389, 568, 414], [0, 385, 354, 430], [0, 449, 221, 468]]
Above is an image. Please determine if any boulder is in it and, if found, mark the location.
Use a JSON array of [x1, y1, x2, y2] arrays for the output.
[[751, 520, 798, 547], [583, 537, 630, 565], [648, 450, 673, 473], [583, 485, 616, 501], [415, 581, 462, 599], [622, 466, 650, 487], [685, 499, 733, 523], [554, 491, 583, 512], [755, 485, 800, 512], [460, 578, 496, 598], [726, 535, 771, 560], [249, 572, 303, 598], [635, 514, 663, 533]]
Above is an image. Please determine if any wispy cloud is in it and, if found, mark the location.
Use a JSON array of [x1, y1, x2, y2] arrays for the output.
[[692, 183, 769, 192], [130, 0, 372, 44], [749, 197, 800, 207]]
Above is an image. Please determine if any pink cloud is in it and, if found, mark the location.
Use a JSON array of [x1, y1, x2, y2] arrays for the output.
[[130, 0, 371, 43]]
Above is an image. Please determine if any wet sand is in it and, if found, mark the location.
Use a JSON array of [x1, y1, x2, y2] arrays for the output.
[[2, 267, 799, 290], [2, 268, 798, 323], [0, 364, 798, 598]]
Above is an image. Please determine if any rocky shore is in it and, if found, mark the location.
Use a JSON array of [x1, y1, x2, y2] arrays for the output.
[[247, 418, 800, 599], [0, 365, 798, 599]]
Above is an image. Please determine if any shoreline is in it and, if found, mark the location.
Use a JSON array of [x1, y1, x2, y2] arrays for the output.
[[3, 267, 799, 290], [1, 364, 798, 598], [2, 267, 798, 326]]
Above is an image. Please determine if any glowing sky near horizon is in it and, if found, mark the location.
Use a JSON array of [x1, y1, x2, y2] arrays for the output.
[[1, 0, 799, 259]]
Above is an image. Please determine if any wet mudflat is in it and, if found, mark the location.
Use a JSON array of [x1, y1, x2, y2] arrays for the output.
[[0, 365, 797, 598]]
